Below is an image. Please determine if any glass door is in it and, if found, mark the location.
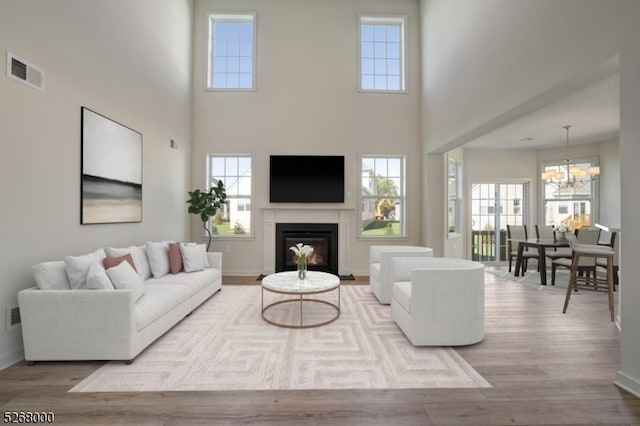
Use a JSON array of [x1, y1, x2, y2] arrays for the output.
[[471, 182, 528, 262]]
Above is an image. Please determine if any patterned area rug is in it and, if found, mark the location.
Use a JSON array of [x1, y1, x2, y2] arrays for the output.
[[71, 285, 490, 392]]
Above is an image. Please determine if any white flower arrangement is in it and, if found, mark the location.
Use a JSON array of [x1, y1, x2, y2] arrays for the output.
[[289, 243, 314, 260], [556, 224, 571, 233]]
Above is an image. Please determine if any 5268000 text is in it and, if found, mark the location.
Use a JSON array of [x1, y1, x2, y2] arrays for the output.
[[3, 412, 55, 423]]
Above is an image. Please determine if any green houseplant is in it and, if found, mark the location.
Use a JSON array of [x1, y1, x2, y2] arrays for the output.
[[186, 180, 227, 251]]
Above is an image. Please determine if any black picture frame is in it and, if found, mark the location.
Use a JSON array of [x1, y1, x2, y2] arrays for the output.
[[81, 107, 142, 224]]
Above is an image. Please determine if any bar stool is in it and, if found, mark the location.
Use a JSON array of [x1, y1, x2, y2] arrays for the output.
[[562, 237, 616, 322]]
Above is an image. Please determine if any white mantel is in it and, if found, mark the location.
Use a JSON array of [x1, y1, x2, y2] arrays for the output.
[[261, 206, 354, 276]]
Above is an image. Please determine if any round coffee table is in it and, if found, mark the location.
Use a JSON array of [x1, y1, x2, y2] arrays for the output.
[[261, 271, 340, 329]]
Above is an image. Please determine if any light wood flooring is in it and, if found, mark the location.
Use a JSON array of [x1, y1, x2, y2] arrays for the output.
[[1, 267, 639, 425]]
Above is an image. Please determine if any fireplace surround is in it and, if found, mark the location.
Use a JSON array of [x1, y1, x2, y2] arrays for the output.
[[275, 223, 339, 275], [261, 207, 353, 277]]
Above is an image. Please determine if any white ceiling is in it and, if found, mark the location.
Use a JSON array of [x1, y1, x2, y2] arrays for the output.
[[463, 73, 620, 150]]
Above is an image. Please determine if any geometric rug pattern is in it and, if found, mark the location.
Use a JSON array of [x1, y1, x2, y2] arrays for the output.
[[71, 285, 490, 392]]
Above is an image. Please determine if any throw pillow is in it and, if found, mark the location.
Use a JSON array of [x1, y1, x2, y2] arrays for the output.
[[180, 243, 205, 272], [103, 253, 137, 271], [86, 263, 115, 290], [31, 260, 72, 290], [145, 241, 171, 278], [64, 248, 107, 289], [105, 246, 152, 281], [198, 243, 210, 268], [168, 242, 183, 274], [106, 261, 145, 301]]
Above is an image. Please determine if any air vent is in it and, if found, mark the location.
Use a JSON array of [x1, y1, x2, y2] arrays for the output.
[[6, 305, 21, 331], [6, 52, 45, 92]]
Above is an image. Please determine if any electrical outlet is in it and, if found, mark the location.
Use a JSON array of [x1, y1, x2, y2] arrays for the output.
[[6, 305, 20, 331]]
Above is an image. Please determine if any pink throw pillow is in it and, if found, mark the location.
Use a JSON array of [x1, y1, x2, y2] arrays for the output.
[[103, 253, 137, 272], [169, 242, 183, 274]]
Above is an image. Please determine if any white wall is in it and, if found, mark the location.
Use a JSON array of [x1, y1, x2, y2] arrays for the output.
[[599, 139, 621, 228], [191, 0, 422, 275], [0, 0, 193, 368], [421, 0, 640, 397]]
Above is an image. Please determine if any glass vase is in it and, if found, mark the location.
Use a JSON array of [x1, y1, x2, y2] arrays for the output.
[[297, 256, 307, 280]]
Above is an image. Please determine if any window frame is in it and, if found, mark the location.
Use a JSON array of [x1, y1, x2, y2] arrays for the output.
[[360, 155, 407, 238], [540, 159, 599, 229], [206, 153, 254, 239], [206, 12, 257, 91], [358, 14, 407, 94]]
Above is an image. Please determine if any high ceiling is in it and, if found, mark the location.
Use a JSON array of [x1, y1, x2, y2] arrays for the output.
[[463, 73, 620, 150]]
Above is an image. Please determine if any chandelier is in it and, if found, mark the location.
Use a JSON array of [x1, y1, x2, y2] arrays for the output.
[[540, 125, 600, 189]]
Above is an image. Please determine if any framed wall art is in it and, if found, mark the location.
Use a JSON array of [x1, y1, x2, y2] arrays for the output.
[[81, 107, 142, 224]]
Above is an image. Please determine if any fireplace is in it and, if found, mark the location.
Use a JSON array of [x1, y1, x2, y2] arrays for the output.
[[275, 223, 339, 276]]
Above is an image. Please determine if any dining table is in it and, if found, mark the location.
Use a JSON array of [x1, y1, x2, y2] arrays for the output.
[[513, 238, 570, 285]]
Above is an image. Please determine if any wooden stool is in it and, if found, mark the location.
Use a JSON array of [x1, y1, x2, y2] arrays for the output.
[[562, 243, 616, 322]]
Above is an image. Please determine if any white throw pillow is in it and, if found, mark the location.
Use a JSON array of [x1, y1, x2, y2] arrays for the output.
[[198, 244, 210, 268], [105, 245, 152, 280], [31, 260, 72, 290], [145, 241, 171, 278], [180, 244, 205, 272], [64, 248, 107, 289], [106, 261, 145, 301], [86, 263, 115, 290]]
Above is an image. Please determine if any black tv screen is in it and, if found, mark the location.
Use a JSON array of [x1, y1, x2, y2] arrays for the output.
[[270, 155, 345, 203]]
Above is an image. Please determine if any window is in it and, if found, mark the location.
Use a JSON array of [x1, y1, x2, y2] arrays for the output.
[[359, 15, 406, 92], [542, 160, 596, 229], [207, 155, 252, 236], [361, 156, 406, 236], [448, 159, 461, 234], [207, 14, 256, 90]]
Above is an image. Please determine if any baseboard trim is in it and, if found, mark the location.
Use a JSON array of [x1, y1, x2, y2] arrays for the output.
[[615, 370, 640, 398], [0, 347, 24, 371]]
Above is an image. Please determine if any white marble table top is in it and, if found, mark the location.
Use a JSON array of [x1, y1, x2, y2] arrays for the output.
[[262, 271, 340, 294]]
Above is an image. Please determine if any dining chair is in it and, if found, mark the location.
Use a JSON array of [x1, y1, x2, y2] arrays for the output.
[[562, 234, 616, 322], [537, 224, 572, 263], [551, 228, 601, 285], [507, 224, 538, 273], [596, 232, 619, 286]]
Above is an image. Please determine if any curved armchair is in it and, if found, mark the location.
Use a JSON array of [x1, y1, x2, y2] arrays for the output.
[[390, 256, 485, 346], [369, 245, 433, 304]]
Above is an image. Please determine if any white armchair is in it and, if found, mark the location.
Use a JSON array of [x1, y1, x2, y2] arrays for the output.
[[369, 245, 433, 304], [390, 256, 485, 346]]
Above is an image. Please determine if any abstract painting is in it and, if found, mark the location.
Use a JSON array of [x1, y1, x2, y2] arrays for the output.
[[81, 107, 142, 224]]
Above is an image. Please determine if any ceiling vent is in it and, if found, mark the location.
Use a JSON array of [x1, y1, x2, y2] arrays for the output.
[[6, 52, 45, 92]]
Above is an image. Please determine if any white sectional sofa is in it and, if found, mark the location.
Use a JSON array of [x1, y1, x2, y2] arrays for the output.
[[18, 242, 222, 364]]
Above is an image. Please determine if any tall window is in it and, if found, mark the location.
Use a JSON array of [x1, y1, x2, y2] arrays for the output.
[[359, 15, 406, 92], [361, 156, 406, 237], [207, 13, 256, 90], [542, 160, 596, 229], [448, 159, 461, 234], [207, 155, 252, 236]]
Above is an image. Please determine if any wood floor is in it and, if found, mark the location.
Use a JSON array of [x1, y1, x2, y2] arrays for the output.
[[2, 267, 639, 425]]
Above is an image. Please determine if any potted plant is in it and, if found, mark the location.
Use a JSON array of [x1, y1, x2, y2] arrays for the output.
[[186, 180, 226, 251]]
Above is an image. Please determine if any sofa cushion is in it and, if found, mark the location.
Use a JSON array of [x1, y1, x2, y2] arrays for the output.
[[31, 260, 71, 290], [180, 244, 205, 272], [86, 263, 115, 290], [369, 262, 380, 281], [146, 241, 171, 278], [168, 242, 183, 274], [105, 246, 151, 280], [135, 284, 191, 331], [146, 268, 220, 296], [107, 261, 145, 302], [392, 281, 412, 314], [103, 253, 137, 272], [64, 248, 107, 289]]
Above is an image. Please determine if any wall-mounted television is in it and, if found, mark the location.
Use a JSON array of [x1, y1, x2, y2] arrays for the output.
[[270, 155, 345, 203]]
